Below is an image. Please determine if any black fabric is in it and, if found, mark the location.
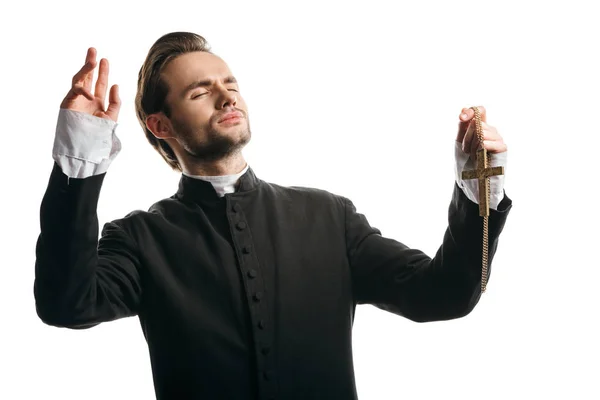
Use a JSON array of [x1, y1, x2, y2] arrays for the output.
[[34, 162, 512, 399]]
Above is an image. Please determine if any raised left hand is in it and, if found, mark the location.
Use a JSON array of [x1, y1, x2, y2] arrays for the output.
[[456, 106, 507, 162]]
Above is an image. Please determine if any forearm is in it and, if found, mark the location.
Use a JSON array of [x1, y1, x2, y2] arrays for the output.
[[438, 182, 512, 315], [351, 183, 512, 323], [405, 183, 511, 321], [34, 163, 107, 325], [372, 108, 511, 321], [34, 163, 141, 328]]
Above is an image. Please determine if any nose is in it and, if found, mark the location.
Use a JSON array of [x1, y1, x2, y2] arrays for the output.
[[220, 89, 237, 109]]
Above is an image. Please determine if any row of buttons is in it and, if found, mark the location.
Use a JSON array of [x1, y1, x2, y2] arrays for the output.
[[232, 202, 275, 393]]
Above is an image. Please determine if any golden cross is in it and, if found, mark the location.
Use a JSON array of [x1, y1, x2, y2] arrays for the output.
[[461, 148, 504, 217]]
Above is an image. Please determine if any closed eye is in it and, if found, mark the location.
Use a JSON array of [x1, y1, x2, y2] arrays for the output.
[[191, 89, 238, 99]]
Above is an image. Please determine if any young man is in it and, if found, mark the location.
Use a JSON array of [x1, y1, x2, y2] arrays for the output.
[[35, 32, 512, 399]]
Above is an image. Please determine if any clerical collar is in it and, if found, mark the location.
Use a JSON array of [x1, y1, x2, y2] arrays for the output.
[[176, 165, 260, 204], [182, 164, 250, 198]]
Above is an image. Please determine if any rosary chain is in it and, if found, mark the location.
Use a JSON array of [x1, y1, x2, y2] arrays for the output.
[[471, 106, 490, 293]]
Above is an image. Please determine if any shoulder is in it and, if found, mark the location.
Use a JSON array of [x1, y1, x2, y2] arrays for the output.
[[260, 180, 350, 211], [108, 195, 185, 229]]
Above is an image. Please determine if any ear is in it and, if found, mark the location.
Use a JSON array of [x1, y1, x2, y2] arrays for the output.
[[146, 113, 175, 140]]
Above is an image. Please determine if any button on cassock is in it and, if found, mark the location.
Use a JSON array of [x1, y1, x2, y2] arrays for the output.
[[247, 269, 257, 279], [253, 292, 263, 302], [236, 221, 247, 230]]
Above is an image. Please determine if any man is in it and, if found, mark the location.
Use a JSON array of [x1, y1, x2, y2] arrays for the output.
[[35, 32, 512, 399]]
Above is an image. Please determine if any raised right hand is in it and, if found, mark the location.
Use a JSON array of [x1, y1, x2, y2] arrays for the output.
[[60, 47, 121, 122]]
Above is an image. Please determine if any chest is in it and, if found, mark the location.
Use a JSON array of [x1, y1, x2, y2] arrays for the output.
[[133, 196, 351, 325]]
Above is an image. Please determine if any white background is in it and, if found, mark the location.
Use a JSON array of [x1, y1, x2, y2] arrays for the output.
[[1, 0, 598, 399]]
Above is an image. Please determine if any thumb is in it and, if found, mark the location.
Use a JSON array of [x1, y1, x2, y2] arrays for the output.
[[456, 112, 470, 142]]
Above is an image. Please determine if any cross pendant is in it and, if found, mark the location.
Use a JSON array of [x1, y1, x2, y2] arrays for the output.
[[461, 148, 504, 217]]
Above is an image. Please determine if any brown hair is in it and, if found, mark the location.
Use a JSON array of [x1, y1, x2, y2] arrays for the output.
[[135, 32, 213, 171]]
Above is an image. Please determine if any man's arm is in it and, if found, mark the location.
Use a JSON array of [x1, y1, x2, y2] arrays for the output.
[[34, 164, 142, 328], [345, 184, 511, 323], [347, 106, 511, 322], [34, 47, 138, 328]]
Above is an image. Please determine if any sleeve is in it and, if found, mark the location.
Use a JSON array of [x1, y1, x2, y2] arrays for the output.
[[52, 108, 122, 179], [34, 163, 142, 329], [455, 141, 506, 211], [345, 183, 512, 323]]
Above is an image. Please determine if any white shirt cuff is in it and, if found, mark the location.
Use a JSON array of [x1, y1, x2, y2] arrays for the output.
[[52, 108, 121, 178], [454, 141, 506, 211]]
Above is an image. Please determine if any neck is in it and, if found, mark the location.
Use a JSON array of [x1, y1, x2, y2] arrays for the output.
[[181, 153, 248, 176]]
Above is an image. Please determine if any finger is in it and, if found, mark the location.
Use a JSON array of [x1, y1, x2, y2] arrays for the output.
[[72, 48, 97, 89], [481, 139, 507, 153], [85, 47, 96, 64], [83, 48, 97, 91], [460, 105, 487, 123], [469, 105, 487, 122], [462, 121, 475, 154], [456, 107, 472, 142], [470, 122, 498, 157], [457, 106, 483, 141], [105, 84, 121, 121], [62, 85, 94, 104], [480, 122, 501, 141], [466, 109, 489, 158], [95, 58, 109, 105], [470, 128, 481, 157], [72, 85, 95, 101], [71, 60, 97, 87], [459, 107, 472, 121]]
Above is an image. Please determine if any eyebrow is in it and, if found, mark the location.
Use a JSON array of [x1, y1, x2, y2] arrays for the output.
[[181, 76, 238, 97]]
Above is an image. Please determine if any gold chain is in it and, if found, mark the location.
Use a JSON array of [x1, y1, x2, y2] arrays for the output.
[[471, 106, 490, 293]]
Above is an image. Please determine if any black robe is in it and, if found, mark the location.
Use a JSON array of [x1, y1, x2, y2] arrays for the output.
[[34, 162, 512, 399]]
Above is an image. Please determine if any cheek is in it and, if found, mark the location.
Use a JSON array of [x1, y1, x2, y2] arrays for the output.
[[179, 104, 213, 126]]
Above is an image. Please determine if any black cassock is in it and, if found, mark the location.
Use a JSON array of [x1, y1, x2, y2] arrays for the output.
[[35, 163, 512, 399]]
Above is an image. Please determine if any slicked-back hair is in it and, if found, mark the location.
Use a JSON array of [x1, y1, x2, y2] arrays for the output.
[[135, 32, 213, 171]]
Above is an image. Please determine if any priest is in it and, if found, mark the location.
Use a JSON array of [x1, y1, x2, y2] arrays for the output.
[[34, 31, 512, 400]]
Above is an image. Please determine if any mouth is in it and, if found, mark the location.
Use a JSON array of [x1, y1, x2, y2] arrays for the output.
[[218, 112, 243, 123], [218, 117, 242, 126]]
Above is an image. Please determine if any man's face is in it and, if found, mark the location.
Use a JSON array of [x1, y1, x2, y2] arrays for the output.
[[160, 51, 251, 163]]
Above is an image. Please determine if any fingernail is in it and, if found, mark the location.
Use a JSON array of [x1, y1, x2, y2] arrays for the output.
[[461, 113, 468, 119]]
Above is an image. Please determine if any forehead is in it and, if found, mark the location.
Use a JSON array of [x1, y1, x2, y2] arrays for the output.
[[162, 51, 232, 91]]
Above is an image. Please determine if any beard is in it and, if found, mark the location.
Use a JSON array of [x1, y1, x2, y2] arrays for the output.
[[171, 116, 252, 163]]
